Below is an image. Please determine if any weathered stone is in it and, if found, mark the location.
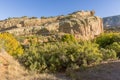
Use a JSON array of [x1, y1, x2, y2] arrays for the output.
[[59, 16, 103, 40], [0, 10, 103, 40]]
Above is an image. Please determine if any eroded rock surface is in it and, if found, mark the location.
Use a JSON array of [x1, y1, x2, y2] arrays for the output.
[[0, 10, 103, 40]]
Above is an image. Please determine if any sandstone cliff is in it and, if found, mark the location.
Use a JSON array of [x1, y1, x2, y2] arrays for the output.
[[0, 10, 103, 40]]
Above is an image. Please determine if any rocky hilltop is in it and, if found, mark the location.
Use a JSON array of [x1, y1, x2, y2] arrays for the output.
[[0, 10, 103, 40]]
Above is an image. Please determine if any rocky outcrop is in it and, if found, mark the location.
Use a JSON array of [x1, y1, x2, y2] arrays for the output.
[[39, 11, 103, 40], [0, 17, 57, 29], [58, 11, 103, 39], [59, 16, 103, 39], [0, 10, 103, 40]]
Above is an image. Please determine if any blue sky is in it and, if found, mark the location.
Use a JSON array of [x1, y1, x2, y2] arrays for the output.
[[0, 0, 120, 20]]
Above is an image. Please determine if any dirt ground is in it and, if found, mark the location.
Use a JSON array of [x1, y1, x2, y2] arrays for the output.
[[72, 60, 120, 80]]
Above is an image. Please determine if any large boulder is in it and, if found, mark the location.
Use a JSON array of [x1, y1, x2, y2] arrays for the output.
[[59, 12, 103, 40]]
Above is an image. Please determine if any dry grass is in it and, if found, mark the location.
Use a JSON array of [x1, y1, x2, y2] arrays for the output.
[[0, 49, 27, 80], [0, 49, 70, 80]]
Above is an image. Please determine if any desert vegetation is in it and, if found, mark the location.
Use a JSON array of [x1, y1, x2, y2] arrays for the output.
[[19, 33, 120, 73], [1, 32, 120, 74], [0, 10, 120, 80]]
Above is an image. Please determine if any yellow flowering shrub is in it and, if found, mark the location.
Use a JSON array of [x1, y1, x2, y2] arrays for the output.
[[0, 33, 23, 56]]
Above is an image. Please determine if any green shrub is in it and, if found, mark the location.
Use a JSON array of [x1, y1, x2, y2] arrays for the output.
[[95, 33, 120, 48], [100, 48, 117, 60], [96, 33, 114, 48], [61, 34, 76, 43], [17, 32, 120, 73], [107, 42, 120, 57], [95, 32, 120, 58], [78, 42, 102, 66], [19, 41, 102, 73]]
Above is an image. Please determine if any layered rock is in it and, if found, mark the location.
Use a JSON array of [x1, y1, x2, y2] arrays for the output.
[[0, 10, 103, 40], [59, 15, 103, 39]]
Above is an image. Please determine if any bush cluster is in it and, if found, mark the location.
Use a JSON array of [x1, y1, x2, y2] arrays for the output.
[[95, 33, 120, 48], [1, 32, 120, 73], [96, 33, 120, 58], [19, 41, 102, 73], [17, 33, 120, 73]]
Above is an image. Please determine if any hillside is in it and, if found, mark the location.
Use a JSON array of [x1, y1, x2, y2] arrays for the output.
[[0, 10, 103, 40], [0, 49, 70, 80], [103, 15, 120, 28], [1, 11, 120, 80]]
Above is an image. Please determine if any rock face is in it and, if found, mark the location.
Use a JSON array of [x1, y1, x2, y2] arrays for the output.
[[0, 10, 103, 40], [59, 12, 103, 39]]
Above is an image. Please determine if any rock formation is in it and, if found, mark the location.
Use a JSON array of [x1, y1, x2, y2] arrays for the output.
[[0, 10, 103, 40], [59, 12, 103, 39]]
